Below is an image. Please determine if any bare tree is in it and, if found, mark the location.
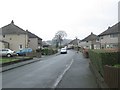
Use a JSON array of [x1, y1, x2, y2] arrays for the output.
[[52, 35, 59, 48], [54, 30, 67, 47]]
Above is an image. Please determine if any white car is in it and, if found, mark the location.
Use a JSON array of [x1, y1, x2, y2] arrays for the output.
[[0, 49, 16, 57], [60, 48, 67, 54]]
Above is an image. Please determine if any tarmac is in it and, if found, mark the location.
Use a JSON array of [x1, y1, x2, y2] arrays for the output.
[[57, 52, 98, 88]]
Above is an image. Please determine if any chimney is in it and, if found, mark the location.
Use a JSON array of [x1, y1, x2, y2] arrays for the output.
[[108, 26, 111, 29], [11, 20, 14, 24], [91, 32, 93, 35]]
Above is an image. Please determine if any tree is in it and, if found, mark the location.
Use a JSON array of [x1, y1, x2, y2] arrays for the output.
[[52, 35, 59, 48], [53, 30, 67, 48]]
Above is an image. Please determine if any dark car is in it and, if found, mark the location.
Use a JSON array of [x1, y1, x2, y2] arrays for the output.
[[16, 48, 32, 56]]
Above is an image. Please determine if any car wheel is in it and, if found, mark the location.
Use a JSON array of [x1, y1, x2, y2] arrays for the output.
[[7, 54, 11, 57], [16, 53, 19, 56]]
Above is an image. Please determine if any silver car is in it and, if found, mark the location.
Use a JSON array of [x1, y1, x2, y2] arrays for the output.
[[0, 49, 16, 57]]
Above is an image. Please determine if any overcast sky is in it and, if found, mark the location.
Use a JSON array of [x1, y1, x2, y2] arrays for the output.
[[0, 0, 119, 41]]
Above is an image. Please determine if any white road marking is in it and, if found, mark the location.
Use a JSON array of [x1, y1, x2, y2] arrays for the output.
[[52, 59, 74, 88], [66, 65, 68, 67]]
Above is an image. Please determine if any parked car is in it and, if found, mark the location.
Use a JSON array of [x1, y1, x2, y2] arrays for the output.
[[60, 48, 67, 54], [0, 49, 16, 57], [16, 48, 32, 56]]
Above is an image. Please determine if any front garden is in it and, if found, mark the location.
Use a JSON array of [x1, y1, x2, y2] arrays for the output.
[[0, 56, 33, 67], [0, 48, 58, 67]]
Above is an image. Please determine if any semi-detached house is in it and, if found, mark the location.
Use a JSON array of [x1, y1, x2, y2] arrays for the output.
[[79, 32, 100, 49], [98, 22, 120, 49], [0, 20, 42, 51]]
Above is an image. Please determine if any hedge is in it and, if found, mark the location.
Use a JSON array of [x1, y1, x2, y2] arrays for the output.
[[88, 49, 120, 76], [41, 48, 58, 55]]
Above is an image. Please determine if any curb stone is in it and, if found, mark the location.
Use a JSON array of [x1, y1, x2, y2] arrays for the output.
[[1, 59, 41, 72]]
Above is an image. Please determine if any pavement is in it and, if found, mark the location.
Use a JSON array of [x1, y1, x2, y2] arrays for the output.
[[1, 52, 60, 72]]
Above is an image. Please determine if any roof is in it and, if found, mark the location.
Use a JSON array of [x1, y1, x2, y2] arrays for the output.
[[0, 20, 26, 35], [81, 32, 97, 41], [69, 38, 80, 45], [42, 41, 51, 46], [98, 22, 120, 36], [26, 30, 42, 40]]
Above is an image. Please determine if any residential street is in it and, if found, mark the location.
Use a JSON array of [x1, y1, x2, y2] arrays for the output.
[[2, 50, 97, 88]]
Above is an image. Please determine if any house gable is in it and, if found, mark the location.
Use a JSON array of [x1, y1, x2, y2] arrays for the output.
[[1, 20, 27, 35], [81, 32, 98, 42], [69, 39, 80, 45], [0, 21, 28, 51]]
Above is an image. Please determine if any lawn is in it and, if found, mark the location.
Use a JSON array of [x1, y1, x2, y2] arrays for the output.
[[0, 58, 18, 64], [0, 56, 32, 64]]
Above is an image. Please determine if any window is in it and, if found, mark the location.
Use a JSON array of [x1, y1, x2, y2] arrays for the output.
[[110, 34, 118, 38], [100, 36, 103, 39], [19, 45, 23, 49], [96, 38, 99, 42], [2, 49, 8, 51], [3, 35, 5, 38], [10, 38, 12, 40], [113, 44, 118, 48]]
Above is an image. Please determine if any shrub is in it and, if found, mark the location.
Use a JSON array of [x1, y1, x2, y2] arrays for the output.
[[42, 48, 58, 55], [89, 49, 120, 76], [113, 64, 120, 68]]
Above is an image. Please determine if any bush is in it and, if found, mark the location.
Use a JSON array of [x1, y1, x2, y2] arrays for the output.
[[89, 49, 120, 76], [42, 48, 58, 55], [113, 64, 120, 68]]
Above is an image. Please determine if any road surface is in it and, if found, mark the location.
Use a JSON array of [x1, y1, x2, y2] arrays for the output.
[[2, 50, 97, 88]]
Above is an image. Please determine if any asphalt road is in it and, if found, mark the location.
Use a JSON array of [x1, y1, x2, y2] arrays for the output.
[[2, 50, 97, 88]]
